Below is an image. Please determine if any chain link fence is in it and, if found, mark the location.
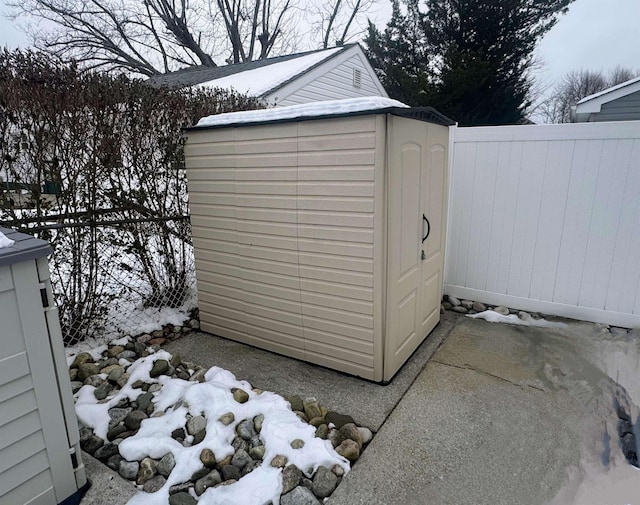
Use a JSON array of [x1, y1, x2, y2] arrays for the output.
[[7, 214, 198, 347]]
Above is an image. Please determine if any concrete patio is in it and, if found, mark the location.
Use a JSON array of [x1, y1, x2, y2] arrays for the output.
[[81, 311, 640, 504]]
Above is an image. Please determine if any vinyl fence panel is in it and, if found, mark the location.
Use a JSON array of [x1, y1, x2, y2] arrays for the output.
[[445, 121, 640, 327]]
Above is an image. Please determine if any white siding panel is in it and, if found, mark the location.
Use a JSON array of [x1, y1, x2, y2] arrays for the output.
[[277, 54, 384, 106], [446, 121, 640, 327]]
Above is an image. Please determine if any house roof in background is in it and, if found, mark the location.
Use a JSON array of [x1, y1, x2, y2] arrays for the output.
[[575, 75, 640, 112], [147, 45, 353, 96]]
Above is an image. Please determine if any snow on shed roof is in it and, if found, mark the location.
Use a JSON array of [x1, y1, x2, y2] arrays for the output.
[[188, 97, 455, 130], [147, 45, 348, 95]]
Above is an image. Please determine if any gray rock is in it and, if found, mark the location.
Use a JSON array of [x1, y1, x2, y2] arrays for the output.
[[200, 448, 217, 468], [270, 455, 288, 468], [193, 428, 206, 445], [287, 395, 304, 412], [77, 363, 101, 381], [186, 415, 207, 435], [149, 359, 170, 378], [107, 366, 125, 382], [331, 464, 345, 477], [236, 420, 256, 440], [611, 327, 629, 338], [232, 437, 249, 453], [357, 426, 373, 444], [137, 457, 158, 485], [472, 301, 487, 312], [461, 299, 474, 309], [190, 467, 210, 482], [71, 352, 94, 368], [189, 319, 200, 330], [312, 466, 338, 498], [249, 445, 265, 460], [94, 382, 113, 401], [148, 384, 162, 393], [106, 454, 122, 471], [308, 416, 326, 428], [253, 414, 264, 432], [107, 345, 125, 358], [84, 375, 104, 388], [80, 434, 104, 455], [70, 381, 84, 394], [168, 483, 192, 495], [190, 369, 207, 382], [241, 459, 260, 476], [117, 350, 137, 360], [171, 428, 186, 441], [282, 465, 302, 494], [107, 423, 129, 441], [325, 411, 354, 429], [452, 306, 468, 314], [249, 435, 263, 448], [336, 439, 360, 462], [143, 475, 166, 493], [442, 301, 453, 310], [447, 295, 461, 307], [157, 452, 176, 477], [518, 311, 532, 321], [93, 442, 119, 460], [220, 465, 241, 481], [195, 470, 222, 496], [118, 460, 139, 480], [124, 410, 148, 430], [327, 429, 344, 448], [231, 449, 251, 469], [136, 392, 154, 414], [170, 492, 197, 505], [232, 388, 249, 403], [290, 439, 305, 449], [315, 424, 329, 439], [303, 399, 322, 420], [109, 407, 133, 423], [170, 353, 182, 368], [339, 423, 363, 449], [117, 373, 131, 388], [218, 412, 235, 425], [494, 306, 509, 315], [281, 486, 321, 505]]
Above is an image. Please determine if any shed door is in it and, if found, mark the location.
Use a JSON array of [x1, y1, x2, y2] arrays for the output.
[[385, 117, 446, 380]]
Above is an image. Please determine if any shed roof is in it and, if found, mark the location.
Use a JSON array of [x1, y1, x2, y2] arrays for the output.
[[0, 227, 51, 267], [186, 96, 455, 131], [147, 45, 352, 96]]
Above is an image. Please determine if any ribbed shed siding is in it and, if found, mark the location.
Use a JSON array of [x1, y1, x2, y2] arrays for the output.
[[0, 270, 56, 504], [186, 116, 381, 379]]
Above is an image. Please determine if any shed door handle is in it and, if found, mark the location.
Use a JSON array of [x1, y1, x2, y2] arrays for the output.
[[422, 214, 430, 243]]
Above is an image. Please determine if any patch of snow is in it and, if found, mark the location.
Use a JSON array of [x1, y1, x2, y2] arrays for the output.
[[467, 310, 567, 328], [195, 47, 344, 97], [0, 231, 14, 249], [110, 336, 131, 346], [196, 96, 409, 128], [74, 346, 349, 505]]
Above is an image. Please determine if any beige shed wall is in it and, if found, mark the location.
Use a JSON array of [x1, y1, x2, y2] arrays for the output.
[[185, 115, 383, 380]]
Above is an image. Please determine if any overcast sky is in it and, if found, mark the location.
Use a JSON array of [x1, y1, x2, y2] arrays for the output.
[[1, 0, 638, 96]]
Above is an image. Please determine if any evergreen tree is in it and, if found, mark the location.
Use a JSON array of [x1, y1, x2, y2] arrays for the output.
[[364, 0, 433, 106], [366, 0, 575, 125]]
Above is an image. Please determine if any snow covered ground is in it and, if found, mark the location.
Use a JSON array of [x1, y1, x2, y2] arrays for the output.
[[467, 309, 567, 328], [73, 341, 351, 505]]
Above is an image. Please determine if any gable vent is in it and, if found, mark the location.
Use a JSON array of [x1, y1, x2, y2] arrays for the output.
[[353, 68, 362, 88]]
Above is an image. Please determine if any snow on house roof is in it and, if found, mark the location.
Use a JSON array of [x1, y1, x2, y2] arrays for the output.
[[577, 75, 640, 105], [147, 45, 350, 96], [192, 96, 409, 128]]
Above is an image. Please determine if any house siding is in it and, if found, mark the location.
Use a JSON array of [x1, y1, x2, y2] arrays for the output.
[[593, 90, 640, 122], [276, 54, 384, 106]]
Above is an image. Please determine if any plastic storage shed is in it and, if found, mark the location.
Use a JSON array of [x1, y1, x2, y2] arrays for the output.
[[0, 228, 88, 505], [184, 98, 454, 382]]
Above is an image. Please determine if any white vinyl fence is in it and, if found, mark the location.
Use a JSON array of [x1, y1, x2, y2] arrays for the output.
[[445, 121, 640, 328]]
